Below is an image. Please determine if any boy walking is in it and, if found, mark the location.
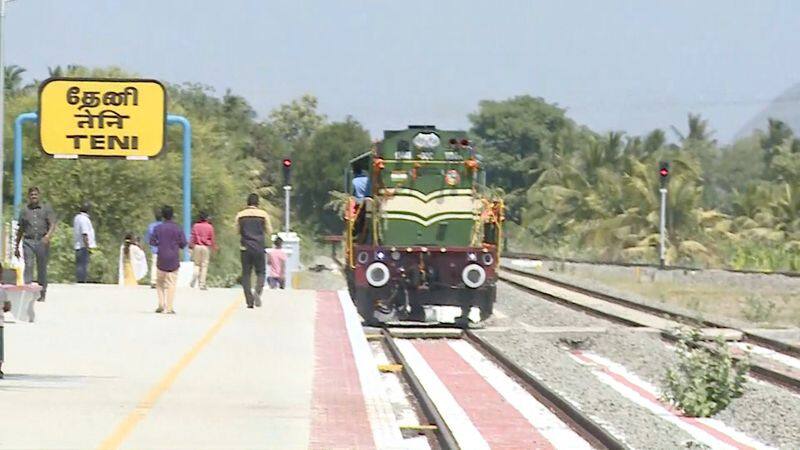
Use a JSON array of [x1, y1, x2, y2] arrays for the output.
[[149, 206, 186, 314], [267, 237, 287, 289]]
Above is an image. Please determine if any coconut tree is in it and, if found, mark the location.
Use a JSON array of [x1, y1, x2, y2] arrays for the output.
[[4, 65, 25, 95]]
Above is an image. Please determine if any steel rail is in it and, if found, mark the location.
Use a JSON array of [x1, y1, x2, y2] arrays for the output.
[[499, 268, 800, 393], [464, 331, 626, 450], [503, 252, 800, 278], [382, 331, 459, 450], [500, 266, 800, 359]]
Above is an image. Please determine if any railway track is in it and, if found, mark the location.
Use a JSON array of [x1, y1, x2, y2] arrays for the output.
[[377, 328, 625, 449], [503, 252, 800, 278], [498, 264, 800, 393], [333, 256, 787, 448], [334, 257, 620, 448]]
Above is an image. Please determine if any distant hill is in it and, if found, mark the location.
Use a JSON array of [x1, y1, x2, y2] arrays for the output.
[[735, 83, 800, 141]]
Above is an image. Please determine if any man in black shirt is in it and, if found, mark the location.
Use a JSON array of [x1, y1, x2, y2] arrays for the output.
[[234, 193, 273, 308], [14, 187, 57, 302]]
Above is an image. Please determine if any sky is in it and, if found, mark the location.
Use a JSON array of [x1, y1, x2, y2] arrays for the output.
[[5, 0, 800, 142]]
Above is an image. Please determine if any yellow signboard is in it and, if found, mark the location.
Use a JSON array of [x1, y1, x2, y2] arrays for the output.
[[39, 78, 166, 158]]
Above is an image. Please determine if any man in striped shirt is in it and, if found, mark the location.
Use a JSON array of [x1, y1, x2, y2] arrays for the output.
[[235, 194, 273, 308]]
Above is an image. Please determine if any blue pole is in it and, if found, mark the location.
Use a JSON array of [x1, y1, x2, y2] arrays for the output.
[[167, 115, 192, 261], [13, 112, 192, 261], [13, 112, 38, 218]]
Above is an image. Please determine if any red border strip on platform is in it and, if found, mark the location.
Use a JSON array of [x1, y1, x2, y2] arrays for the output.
[[309, 291, 376, 450], [571, 351, 756, 450], [0, 284, 43, 292], [414, 340, 556, 449]]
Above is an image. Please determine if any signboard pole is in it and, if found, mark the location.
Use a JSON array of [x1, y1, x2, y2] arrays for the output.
[[166, 115, 192, 261], [0, 0, 7, 243], [13, 112, 37, 218], [12, 112, 192, 261]]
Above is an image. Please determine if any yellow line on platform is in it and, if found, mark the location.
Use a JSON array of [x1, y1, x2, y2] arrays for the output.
[[97, 296, 242, 450]]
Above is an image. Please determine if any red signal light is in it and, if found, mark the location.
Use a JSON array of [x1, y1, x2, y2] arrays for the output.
[[282, 158, 292, 168], [659, 168, 669, 177], [460, 139, 470, 147]]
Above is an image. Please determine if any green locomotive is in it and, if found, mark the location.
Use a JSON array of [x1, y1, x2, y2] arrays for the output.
[[343, 125, 504, 325]]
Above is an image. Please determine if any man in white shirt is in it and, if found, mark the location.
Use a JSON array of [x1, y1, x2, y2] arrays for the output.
[[73, 202, 96, 283]]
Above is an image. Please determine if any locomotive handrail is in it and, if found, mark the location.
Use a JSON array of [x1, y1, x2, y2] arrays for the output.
[[348, 151, 372, 164]]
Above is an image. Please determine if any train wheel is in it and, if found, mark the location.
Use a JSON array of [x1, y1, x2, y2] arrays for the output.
[[479, 285, 496, 321]]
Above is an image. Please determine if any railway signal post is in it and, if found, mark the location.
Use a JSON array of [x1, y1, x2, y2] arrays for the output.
[[277, 157, 300, 288], [658, 161, 670, 269], [282, 158, 292, 233]]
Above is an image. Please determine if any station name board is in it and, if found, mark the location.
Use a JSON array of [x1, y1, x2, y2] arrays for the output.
[[39, 78, 166, 158]]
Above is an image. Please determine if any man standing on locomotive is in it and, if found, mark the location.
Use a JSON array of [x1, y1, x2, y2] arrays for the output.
[[352, 166, 370, 203]]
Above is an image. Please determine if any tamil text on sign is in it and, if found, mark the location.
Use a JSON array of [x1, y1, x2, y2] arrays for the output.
[[39, 78, 166, 158]]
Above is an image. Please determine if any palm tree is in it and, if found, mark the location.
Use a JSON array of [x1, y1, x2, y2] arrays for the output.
[[4, 65, 26, 95], [761, 118, 794, 170]]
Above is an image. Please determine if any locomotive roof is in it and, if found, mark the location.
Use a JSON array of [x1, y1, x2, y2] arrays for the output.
[[378, 126, 470, 160]]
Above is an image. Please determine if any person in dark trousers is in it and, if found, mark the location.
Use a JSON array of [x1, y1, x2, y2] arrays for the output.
[[1, 284, 10, 379], [145, 209, 164, 288], [73, 202, 96, 283], [14, 187, 57, 302], [235, 193, 272, 308], [149, 206, 186, 314]]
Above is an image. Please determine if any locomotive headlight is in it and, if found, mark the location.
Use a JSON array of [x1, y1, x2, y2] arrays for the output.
[[462, 264, 486, 289], [467, 252, 477, 262], [366, 262, 391, 288], [412, 132, 440, 149], [375, 250, 386, 261], [391, 250, 401, 261], [482, 253, 494, 266], [357, 251, 369, 265]]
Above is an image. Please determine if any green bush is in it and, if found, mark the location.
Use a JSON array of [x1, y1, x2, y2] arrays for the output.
[[663, 330, 748, 417], [741, 295, 777, 323]]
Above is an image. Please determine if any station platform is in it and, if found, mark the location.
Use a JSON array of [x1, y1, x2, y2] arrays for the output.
[[0, 284, 404, 449]]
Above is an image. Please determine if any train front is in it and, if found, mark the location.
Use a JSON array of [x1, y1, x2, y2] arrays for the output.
[[344, 126, 503, 326]]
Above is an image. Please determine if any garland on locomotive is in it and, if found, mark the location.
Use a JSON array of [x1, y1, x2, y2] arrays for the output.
[[343, 125, 504, 325]]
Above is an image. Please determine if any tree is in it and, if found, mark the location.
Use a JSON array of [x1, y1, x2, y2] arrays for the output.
[[4, 67, 274, 285], [469, 95, 589, 221], [294, 118, 370, 232], [268, 94, 326, 143], [4, 65, 26, 95], [760, 118, 793, 170]]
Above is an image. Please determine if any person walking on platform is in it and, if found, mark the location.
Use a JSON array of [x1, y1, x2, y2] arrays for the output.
[[189, 211, 217, 290], [149, 206, 186, 314], [118, 234, 148, 286], [267, 236, 287, 289], [73, 202, 96, 283], [0, 288, 10, 379], [14, 187, 56, 302], [235, 193, 272, 308], [144, 209, 163, 288]]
